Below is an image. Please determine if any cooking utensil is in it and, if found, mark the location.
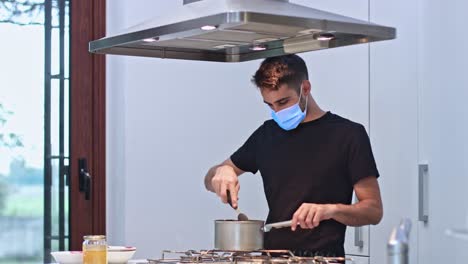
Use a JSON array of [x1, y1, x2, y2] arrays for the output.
[[215, 219, 264, 250], [216, 189, 295, 251], [226, 190, 249, 221], [214, 219, 296, 251]]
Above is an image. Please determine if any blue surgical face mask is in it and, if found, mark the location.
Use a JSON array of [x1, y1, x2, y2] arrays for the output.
[[271, 86, 308, 131]]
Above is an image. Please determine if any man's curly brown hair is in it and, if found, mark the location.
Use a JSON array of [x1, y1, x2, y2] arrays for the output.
[[252, 54, 308, 93]]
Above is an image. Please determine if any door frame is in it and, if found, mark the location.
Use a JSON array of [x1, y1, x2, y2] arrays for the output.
[[69, 0, 106, 250]]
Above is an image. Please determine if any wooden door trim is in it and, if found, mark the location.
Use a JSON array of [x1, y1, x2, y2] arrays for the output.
[[70, 0, 106, 250]]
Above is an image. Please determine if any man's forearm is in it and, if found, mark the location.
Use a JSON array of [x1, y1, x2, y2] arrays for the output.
[[333, 200, 383, 227]]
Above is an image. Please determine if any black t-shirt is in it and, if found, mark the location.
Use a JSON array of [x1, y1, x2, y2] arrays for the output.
[[230, 111, 379, 257]]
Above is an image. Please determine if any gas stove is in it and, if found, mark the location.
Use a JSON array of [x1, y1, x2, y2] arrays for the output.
[[134, 249, 350, 264]]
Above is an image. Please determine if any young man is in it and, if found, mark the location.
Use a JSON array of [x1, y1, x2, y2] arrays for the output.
[[204, 54, 382, 257]]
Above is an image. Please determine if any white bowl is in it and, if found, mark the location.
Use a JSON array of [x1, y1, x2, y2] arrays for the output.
[[108, 246, 137, 263], [50, 251, 83, 264]]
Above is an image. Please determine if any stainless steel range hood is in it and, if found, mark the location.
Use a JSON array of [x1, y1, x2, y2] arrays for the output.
[[89, 0, 396, 62]]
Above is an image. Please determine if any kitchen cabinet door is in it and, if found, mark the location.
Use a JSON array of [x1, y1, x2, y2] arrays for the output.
[[416, 0, 468, 262], [344, 194, 370, 256], [290, 2, 373, 256], [368, 0, 420, 262], [291, 0, 371, 256], [368, 46, 419, 263], [345, 222, 370, 257], [300, 44, 371, 256]]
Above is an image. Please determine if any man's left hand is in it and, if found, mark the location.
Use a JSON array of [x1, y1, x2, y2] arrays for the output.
[[291, 203, 337, 231]]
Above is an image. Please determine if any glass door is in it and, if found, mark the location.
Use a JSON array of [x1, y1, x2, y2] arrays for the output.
[[0, 1, 70, 263], [0, 1, 105, 262]]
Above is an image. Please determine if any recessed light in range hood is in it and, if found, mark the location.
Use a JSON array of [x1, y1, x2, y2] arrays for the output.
[[89, 0, 396, 62]]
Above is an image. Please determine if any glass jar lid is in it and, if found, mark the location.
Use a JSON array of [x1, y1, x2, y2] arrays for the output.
[[83, 235, 106, 240]]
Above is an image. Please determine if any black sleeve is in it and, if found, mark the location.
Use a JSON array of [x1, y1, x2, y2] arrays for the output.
[[347, 124, 380, 185], [230, 125, 264, 174]]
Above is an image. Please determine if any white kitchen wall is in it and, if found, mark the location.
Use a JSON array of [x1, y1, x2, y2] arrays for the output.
[[106, 1, 269, 258]]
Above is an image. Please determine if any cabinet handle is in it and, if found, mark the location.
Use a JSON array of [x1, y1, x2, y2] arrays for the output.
[[418, 163, 429, 222], [354, 226, 364, 248]]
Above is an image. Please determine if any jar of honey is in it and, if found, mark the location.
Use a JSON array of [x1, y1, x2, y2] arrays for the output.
[[83, 235, 107, 264]]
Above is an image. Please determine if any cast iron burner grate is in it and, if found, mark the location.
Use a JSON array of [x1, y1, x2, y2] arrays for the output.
[[146, 249, 350, 264]]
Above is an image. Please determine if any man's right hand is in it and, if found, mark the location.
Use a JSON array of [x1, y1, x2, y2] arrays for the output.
[[211, 165, 240, 209]]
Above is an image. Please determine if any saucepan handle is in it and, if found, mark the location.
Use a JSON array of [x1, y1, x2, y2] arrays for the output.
[[263, 220, 293, 232]]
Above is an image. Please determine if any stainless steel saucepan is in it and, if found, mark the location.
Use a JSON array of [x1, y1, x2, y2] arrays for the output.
[[214, 219, 293, 250]]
